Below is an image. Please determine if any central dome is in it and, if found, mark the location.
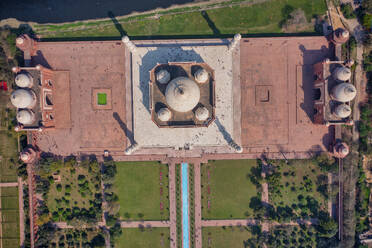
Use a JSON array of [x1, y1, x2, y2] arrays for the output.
[[165, 77, 200, 112]]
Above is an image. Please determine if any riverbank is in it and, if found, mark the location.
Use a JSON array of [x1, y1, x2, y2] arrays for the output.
[[1, 0, 327, 39]]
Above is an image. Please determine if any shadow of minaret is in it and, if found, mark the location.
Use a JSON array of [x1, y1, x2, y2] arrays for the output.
[[201, 11, 221, 36], [113, 112, 136, 146], [214, 117, 233, 144], [108, 11, 127, 37]]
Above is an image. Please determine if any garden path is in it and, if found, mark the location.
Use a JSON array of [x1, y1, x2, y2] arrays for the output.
[[194, 163, 202, 248], [169, 162, 177, 248], [201, 219, 257, 227], [120, 220, 170, 228], [0, 182, 18, 187], [18, 177, 25, 248]]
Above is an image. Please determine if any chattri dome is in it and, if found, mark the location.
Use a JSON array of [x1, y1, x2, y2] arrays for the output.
[[331, 83, 356, 102], [333, 66, 351, 82], [10, 89, 36, 108], [157, 107, 172, 122], [15, 73, 33, 88], [165, 77, 200, 113], [334, 103, 351, 118], [16, 109, 35, 125], [194, 68, 209, 83], [156, 69, 171, 84], [195, 106, 209, 121]]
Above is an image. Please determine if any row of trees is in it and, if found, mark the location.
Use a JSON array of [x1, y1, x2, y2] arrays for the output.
[[101, 159, 122, 244]]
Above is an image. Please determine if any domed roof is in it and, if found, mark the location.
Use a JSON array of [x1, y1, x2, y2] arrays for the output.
[[331, 83, 357, 102], [341, 30, 349, 38], [15, 73, 33, 88], [194, 69, 209, 83], [333, 66, 351, 81], [10, 89, 36, 108], [334, 104, 351, 118], [156, 70, 171, 84], [195, 106, 209, 121], [17, 109, 35, 124], [157, 108, 172, 122], [340, 145, 349, 155], [165, 77, 200, 113]]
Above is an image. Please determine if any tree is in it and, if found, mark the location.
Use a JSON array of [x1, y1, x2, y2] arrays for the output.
[[318, 212, 338, 238], [91, 234, 105, 248]]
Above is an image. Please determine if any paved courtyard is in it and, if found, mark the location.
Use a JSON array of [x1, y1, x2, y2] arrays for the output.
[[30, 36, 334, 160], [240, 37, 333, 155], [31, 41, 128, 155]]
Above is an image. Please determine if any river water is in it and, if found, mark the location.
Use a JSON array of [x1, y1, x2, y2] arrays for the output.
[[0, 0, 204, 24]]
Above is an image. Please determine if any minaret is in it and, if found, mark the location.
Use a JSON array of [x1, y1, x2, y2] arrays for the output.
[[228, 33, 241, 51], [122, 36, 137, 53]]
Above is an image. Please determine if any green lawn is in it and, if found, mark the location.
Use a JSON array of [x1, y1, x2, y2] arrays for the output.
[[97, 93, 107, 105], [115, 161, 169, 221], [34, 0, 327, 38], [0, 94, 19, 183], [202, 227, 253, 248], [269, 159, 328, 211], [0, 186, 20, 247], [201, 160, 259, 219], [115, 228, 170, 248], [0, 131, 18, 183]]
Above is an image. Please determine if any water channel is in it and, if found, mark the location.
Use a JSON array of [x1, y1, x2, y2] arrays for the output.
[[181, 162, 189, 248]]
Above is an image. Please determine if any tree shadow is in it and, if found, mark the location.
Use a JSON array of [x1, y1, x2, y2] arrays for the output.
[[201, 11, 220, 36], [107, 11, 127, 37], [112, 112, 136, 146]]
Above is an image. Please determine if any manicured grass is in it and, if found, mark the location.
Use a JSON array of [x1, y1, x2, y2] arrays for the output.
[[0, 186, 20, 247], [97, 93, 107, 105], [115, 227, 170, 248], [115, 161, 169, 221], [2, 239, 19, 247], [0, 187, 18, 196], [2, 210, 19, 222], [0, 131, 18, 183], [202, 226, 253, 248], [34, 0, 327, 38], [1, 196, 18, 209], [201, 160, 259, 219], [269, 160, 328, 209]]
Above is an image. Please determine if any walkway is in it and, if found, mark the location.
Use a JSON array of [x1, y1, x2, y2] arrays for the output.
[[260, 159, 269, 232], [201, 219, 257, 227], [194, 163, 202, 248], [120, 221, 170, 228], [26, 165, 35, 248], [0, 182, 18, 187], [18, 177, 25, 248], [169, 163, 177, 248]]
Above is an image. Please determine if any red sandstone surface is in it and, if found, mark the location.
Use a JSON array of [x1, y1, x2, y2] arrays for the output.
[[30, 37, 333, 159], [31, 41, 127, 155]]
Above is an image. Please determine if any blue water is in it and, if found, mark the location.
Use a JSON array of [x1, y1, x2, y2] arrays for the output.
[[181, 163, 189, 248]]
